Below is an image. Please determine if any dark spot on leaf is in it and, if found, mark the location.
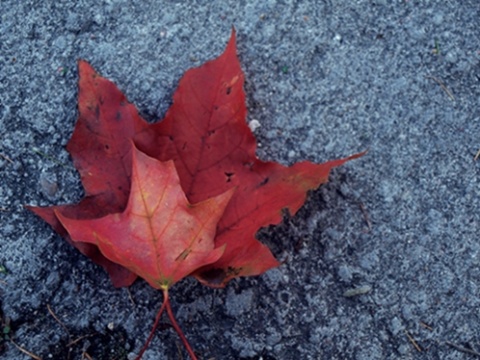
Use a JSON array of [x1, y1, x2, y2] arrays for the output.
[[214, 105, 219, 110], [169, 135, 174, 141], [225, 172, 234, 182], [226, 87, 232, 95], [182, 142, 187, 150], [105, 144, 110, 150], [258, 177, 269, 187], [115, 112, 122, 121], [99, 96, 104, 105]]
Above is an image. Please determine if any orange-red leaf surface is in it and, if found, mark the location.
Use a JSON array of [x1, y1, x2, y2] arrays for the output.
[[56, 145, 233, 289], [28, 29, 363, 289]]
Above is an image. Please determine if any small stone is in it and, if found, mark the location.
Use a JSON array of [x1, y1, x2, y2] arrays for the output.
[[248, 119, 261, 132], [343, 285, 372, 297], [65, 14, 82, 32], [93, 13, 105, 26], [337, 265, 353, 282], [445, 51, 458, 64], [39, 171, 58, 200]]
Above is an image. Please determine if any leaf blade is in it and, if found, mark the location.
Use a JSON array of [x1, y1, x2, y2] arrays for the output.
[[56, 145, 232, 289]]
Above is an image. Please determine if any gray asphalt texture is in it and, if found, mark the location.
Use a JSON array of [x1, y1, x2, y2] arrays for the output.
[[1, 1, 480, 359]]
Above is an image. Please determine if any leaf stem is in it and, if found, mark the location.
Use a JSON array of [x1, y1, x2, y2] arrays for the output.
[[135, 289, 198, 360], [135, 295, 167, 360], [164, 289, 199, 360]]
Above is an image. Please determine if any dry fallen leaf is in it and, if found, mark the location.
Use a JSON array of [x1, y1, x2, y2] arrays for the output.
[[27, 29, 364, 359]]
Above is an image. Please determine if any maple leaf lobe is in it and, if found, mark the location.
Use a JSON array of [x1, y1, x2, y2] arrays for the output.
[[27, 59, 152, 287]]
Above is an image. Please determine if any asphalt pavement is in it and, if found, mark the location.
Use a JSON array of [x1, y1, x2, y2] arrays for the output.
[[1, 1, 480, 359]]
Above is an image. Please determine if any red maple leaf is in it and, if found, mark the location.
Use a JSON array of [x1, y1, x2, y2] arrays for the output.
[[56, 145, 233, 290], [27, 29, 363, 359]]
